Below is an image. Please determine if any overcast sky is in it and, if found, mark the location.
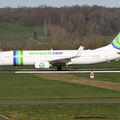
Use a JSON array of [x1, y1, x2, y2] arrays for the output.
[[0, 0, 120, 8]]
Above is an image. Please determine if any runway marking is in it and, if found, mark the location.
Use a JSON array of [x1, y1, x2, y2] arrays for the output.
[[15, 70, 120, 73], [1, 68, 120, 73]]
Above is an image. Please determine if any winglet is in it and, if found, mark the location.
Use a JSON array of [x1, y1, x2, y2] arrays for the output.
[[76, 46, 84, 56]]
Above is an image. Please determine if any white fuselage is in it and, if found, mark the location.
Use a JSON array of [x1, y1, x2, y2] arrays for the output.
[[70, 44, 119, 65], [0, 44, 119, 67]]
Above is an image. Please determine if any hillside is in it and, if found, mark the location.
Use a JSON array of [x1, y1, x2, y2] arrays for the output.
[[0, 6, 120, 50]]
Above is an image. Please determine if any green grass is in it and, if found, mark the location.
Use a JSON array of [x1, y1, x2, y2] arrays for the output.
[[0, 104, 119, 120], [70, 60, 120, 83], [75, 73, 120, 83], [0, 74, 119, 99], [94, 73, 120, 83], [0, 65, 34, 69], [91, 73, 120, 83], [0, 22, 43, 42]]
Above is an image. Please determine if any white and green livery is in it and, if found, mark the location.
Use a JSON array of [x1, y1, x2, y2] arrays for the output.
[[0, 33, 120, 70]]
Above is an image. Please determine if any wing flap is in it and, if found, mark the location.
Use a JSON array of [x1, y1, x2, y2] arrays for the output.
[[50, 57, 72, 66]]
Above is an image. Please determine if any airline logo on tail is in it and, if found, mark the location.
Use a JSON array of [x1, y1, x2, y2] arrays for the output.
[[111, 33, 120, 49]]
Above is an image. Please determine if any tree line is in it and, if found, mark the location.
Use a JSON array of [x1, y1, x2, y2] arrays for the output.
[[0, 5, 120, 49]]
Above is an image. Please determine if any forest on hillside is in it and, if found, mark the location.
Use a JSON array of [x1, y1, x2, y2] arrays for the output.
[[0, 5, 120, 50]]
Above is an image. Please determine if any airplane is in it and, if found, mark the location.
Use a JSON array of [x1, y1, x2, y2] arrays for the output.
[[0, 33, 120, 70]]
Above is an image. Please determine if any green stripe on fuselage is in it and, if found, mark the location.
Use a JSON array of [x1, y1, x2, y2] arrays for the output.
[[18, 50, 23, 65]]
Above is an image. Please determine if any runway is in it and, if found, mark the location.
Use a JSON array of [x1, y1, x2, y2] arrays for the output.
[[0, 68, 120, 73], [0, 99, 119, 105]]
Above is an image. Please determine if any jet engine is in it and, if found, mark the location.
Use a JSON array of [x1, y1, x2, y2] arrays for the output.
[[35, 62, 50, 69]]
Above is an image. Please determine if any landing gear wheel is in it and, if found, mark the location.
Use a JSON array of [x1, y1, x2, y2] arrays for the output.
[[57, 66, 62, 71]]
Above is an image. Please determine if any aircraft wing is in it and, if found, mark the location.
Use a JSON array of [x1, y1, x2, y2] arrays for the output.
[[50, 46, 84, 66], [50, 57, 72, 66]]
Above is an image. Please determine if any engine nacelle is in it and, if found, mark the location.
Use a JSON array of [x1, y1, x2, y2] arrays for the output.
[[35, 61, 50, 69]]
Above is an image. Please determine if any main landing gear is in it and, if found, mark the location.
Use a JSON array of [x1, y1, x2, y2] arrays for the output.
[[57, 65, 62, 71]]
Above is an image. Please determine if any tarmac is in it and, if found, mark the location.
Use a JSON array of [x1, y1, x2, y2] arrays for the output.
[[0, 68, 120, 73]]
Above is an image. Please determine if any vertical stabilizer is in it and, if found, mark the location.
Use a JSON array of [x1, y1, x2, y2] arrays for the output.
[[111, 33, 120, 50]]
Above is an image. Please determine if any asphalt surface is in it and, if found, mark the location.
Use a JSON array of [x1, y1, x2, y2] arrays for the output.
[[0, 99, 119, 105], [0, 68, 120, 73]]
